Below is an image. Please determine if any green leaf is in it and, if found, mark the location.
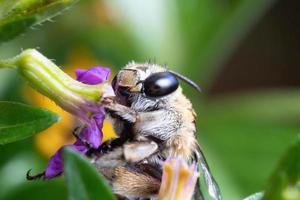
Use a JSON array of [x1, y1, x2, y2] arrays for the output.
[[63, 148, 116, 200], [244, 192, 264, 200], [2, 179, 67, 200], [0, 0, 78, 43], [0, 16, 36, 42], [262, 136, 300, 200], [0, 101, 60, 145]]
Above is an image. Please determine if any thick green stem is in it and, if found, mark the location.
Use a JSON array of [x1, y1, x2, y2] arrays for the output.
[[0, 49, 109, 116]]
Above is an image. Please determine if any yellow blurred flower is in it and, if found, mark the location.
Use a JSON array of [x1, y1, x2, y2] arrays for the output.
[[25, 47, 117, 158]]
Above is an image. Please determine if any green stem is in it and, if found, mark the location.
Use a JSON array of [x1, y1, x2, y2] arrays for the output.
[[0, 57, 18, 69], [0, 49, 109, 116]]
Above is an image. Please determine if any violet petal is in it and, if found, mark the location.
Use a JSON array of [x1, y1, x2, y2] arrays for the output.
[[78, 115, 103, 149], [44, 141, 88, 179], [75, 67, 110, 85], [75, 67, 109, 149], [44, 67, 111, 179], [93, 109, 105, 129], [44, 148, 63, 179]]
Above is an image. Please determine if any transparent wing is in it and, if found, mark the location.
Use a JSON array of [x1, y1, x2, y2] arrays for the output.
[[194, 144, 222, 200]]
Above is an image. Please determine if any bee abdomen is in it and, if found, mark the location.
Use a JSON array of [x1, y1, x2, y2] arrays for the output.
[[112, 164, 161, 199]]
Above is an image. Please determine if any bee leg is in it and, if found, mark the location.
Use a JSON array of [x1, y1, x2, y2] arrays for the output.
[[93, 147, 125, 172], [94, 148, 161, 199], [115, 194, 129, 200], [103, 101, 137, 123], [123, 141, 158, 163], [115, 195, 141, 200], [26, 169, 45, 180], [71, 126, 94, 149]]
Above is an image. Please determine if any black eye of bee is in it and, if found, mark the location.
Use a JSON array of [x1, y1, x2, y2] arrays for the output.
[[143, 72, 179, 97]]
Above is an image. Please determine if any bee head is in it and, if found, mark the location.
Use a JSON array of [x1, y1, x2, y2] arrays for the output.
[[112, 62, 178, 99], [112, 62, 200, 109]]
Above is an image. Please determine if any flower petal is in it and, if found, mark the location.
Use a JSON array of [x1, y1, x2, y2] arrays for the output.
[[44, 140, 88, 179], [75, 67, 110, 149], [158, 157, 199, 200], [78, 115, 103, 149], [44, 66, 111, 179], [75, 67, 110, 85]]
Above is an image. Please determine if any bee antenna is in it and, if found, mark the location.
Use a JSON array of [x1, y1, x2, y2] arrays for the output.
[[169, 70, 202, 93]]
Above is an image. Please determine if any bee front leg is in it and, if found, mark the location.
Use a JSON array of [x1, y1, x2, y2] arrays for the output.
[[103, 98, 137, 123], [71, 126, 93, 149]]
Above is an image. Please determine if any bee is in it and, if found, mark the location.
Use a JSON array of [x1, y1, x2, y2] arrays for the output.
[[93, 62, 222, 200]]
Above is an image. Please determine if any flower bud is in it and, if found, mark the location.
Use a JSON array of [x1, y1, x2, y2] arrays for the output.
[[0, 49, 112, 117], [3, 49, 117, 179]]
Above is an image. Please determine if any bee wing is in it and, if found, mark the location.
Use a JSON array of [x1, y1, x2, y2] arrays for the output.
[[194, 144, 222, 200], [194, 182, 205, 200]]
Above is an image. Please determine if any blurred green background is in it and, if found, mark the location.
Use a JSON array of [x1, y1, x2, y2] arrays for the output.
[[0, 0, 300, 199]]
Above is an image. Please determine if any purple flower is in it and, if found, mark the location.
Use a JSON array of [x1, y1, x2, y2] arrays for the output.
[[78, 112, 105, 149], [75, 67, 110, 149], [42, 66, 111, 179], [76, 67, 110, 85], [45, 140, 88, 179]]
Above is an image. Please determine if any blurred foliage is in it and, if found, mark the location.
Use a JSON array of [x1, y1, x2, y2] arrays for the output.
[[105, 0, 276, 86], [0, 101, 60, 144], [3, 179, 67, 200], [0, 0, 78, 43], [176, 0, 276, 86], [198, 91, 300, 198], [64, 148, 116, 200], [0, 0, 299, 200]]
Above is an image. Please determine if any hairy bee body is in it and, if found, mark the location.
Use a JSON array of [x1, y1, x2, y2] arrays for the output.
[[105, 62, 197, 162], [93, 62, 220, 200]]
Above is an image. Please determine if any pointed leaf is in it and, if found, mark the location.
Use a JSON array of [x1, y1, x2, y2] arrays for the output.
[[0, 101, 60, 145], [63, 148, 116, 200], [262, 136, 300, 200]]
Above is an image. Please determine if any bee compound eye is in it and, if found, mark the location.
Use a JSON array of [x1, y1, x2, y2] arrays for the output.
[[143, 72, 179, 97]]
